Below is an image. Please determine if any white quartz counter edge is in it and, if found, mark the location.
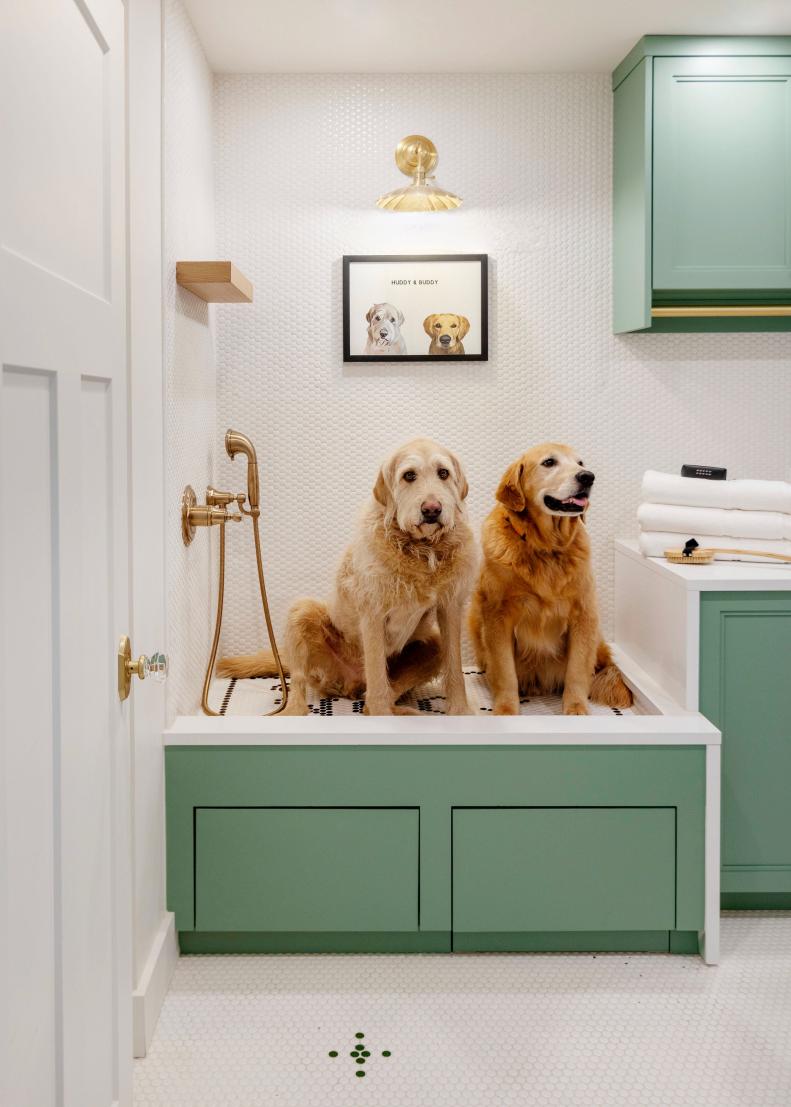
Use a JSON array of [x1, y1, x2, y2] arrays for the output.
[[163, 715, 719, 746], [616, 538, 791, 591]]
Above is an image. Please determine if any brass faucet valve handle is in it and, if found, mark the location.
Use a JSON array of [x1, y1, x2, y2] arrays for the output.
[[182, 485, 242, 546], [206, 486, 237, 508], [190, 505, 236, 527]]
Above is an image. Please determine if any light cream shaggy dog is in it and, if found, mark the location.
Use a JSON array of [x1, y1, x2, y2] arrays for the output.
[[218, 438, 477, 716]]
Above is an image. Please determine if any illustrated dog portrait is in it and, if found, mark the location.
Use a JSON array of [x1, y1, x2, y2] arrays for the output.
[[423, 313, 470, 355], [469, 443, 633, 716], [364, 302, 407, 355], [218, 438, 477, 716]]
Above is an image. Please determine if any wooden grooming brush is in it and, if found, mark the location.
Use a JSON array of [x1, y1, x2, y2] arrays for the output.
[[664, 538, 791, 566]]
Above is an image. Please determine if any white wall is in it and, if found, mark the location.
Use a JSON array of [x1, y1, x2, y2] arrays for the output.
[[163, 0, 217, 719], [211, 73, 791, 658]]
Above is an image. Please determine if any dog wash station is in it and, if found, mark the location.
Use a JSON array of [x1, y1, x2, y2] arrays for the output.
[[164, 429, 721, 964], [165, 650, 721, 965]]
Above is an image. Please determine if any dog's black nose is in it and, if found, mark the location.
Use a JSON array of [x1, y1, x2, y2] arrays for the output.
[[379, 329, 388, 338], [578, 470, 595, 488], [421, 501, 442, 522], [439, 335, 451, 345]]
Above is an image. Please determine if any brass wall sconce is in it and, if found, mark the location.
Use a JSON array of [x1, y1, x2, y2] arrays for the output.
[[376, 135, 462, 212]]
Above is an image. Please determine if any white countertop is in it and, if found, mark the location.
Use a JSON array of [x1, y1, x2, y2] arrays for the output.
[[616, 539, 791, 591], [163, 712, 719, 746]]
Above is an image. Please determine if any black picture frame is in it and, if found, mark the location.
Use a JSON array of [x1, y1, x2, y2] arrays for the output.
[[343, 254, 488, 362]]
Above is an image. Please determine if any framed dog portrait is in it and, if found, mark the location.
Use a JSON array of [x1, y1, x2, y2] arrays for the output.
[[343, 254, 488, 362]]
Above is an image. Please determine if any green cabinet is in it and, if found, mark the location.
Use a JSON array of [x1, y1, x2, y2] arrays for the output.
[[166, 744, 708, 955], [195, 808, 419, 932], [453, 808, 676, 939], [613, 36, 791, 332], [699, 591, 791, 906]]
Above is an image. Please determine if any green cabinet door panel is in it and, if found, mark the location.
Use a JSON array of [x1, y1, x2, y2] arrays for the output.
[[195, 807, 419, 932], [699, 592, 791, 899], [453, 807, 676, 933], [653, 57, 791, 290]]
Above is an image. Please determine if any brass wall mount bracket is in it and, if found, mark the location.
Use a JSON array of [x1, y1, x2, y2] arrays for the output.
[[182, 485, 197, 545], [394, 134, 439, 179]]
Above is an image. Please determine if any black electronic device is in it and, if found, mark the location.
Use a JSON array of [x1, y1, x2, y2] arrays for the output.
[[680, 464, 727, 480]]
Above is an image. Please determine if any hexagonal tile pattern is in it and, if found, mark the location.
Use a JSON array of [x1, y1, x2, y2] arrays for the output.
[[134, 913, 791, 1106]]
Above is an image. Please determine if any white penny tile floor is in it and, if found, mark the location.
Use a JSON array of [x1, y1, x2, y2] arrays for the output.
[[134, 913, 791, 1107]]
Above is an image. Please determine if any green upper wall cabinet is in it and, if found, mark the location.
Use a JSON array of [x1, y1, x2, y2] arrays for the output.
[[613, 36, 791, 333]]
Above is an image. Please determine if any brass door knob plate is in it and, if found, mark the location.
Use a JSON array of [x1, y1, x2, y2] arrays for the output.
[[118, 635, 168, 701]]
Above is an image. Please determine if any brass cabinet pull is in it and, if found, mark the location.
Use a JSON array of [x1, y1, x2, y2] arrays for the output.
[[652, 306, 791, 318]]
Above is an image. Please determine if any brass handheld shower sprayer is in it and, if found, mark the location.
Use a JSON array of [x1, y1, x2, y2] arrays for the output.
[[181, 430, 288, 715]]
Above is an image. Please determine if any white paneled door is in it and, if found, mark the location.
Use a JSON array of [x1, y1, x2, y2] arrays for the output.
[[0, 1, 132, 1106]]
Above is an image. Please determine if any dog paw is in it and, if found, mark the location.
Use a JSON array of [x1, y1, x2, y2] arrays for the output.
[[280, 700, 309, 716], [446, 699, 473, 716], [363, 703, 390, 716], [563, 699, 589, 716], [492, 700, 519, 716], [392, 705, 420, 716]]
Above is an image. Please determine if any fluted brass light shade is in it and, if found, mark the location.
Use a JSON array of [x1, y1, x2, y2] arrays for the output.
[[376, 135, 462, 212]]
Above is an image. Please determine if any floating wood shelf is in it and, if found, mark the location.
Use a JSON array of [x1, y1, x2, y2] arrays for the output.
[[176, 261, 253, 303]]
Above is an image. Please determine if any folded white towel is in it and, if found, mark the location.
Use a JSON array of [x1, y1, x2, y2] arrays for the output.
[[638, 503, 791, 542], [642, 470, 791, 515], [638, 530, 791, 563]]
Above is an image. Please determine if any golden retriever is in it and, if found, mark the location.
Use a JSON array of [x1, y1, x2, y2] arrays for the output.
[[424, 313, 469, 355], [218, 438, 477, 716], [469, 443, 633, 716], [364, 302, 407, 355]]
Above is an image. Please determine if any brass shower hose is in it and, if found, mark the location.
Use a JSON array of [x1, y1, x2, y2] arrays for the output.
[[200, 432, 289, 717]]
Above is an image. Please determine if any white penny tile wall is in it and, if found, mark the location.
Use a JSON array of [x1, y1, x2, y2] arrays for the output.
[[210, 73, 791, 662]]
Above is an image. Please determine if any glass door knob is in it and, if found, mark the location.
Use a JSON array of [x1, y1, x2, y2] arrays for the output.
[[118, 636, 168, 700]]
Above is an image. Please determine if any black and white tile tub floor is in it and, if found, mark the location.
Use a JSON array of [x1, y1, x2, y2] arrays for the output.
[[207, 670, 635, 718]]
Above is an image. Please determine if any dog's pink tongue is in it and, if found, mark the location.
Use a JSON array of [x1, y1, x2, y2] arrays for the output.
[[563, 496, 588, 507]]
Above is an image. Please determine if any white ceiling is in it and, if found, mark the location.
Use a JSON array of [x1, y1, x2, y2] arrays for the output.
[[183, 0, 791, 74]]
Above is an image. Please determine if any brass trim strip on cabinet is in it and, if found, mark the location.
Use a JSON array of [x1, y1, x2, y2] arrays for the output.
[[651, 305, 791, 318]]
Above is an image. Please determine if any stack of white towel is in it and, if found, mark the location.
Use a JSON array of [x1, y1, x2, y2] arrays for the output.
[[638, 471, 791, 563]]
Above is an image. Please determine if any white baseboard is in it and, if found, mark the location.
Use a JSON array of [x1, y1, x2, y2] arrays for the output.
[[133, 911, 178, 1057]]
